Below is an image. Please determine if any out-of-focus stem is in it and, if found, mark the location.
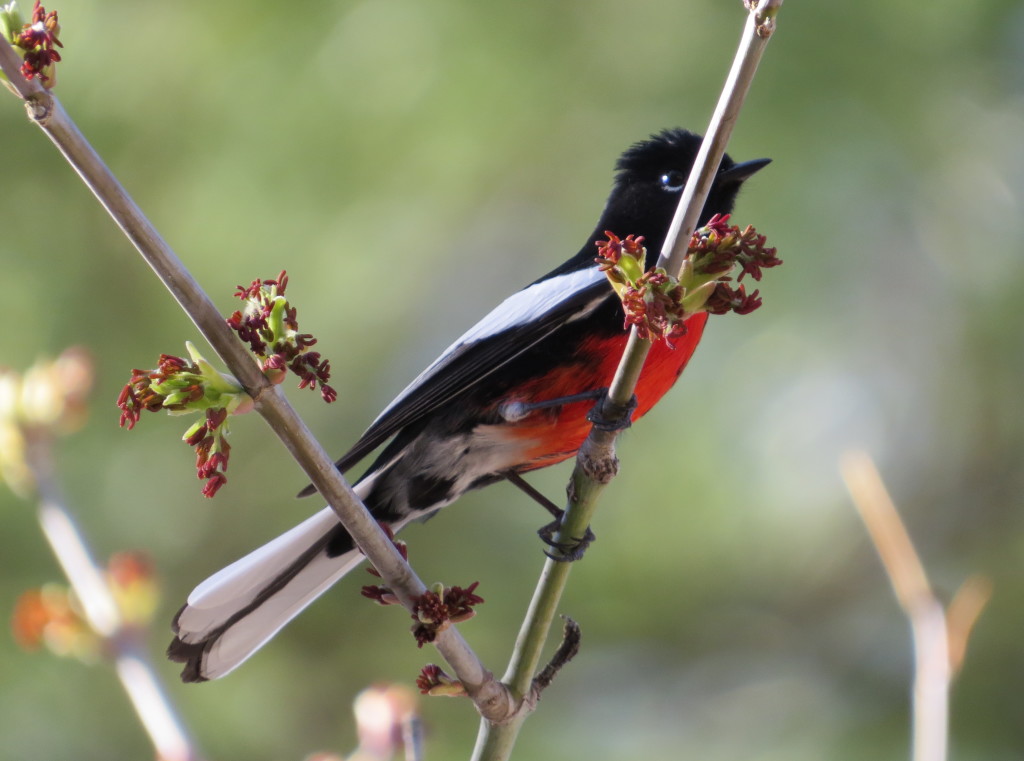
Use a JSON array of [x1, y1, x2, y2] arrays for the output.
[[842, 451, 990, 761], [26, 434, 201, 761]]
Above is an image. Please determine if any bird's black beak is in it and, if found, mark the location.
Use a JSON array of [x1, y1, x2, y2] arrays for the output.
[[718, 157, 772, 184]]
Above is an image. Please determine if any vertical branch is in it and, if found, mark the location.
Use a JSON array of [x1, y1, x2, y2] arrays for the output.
[[472, 3, 783, 760], [841, 451, 991, 761], [24, 433, 202, 761]]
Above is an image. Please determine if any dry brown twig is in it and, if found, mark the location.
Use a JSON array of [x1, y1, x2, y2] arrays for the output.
[[841, 451, 992, 761]]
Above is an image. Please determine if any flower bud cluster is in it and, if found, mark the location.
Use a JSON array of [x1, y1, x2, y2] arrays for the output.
[[360, 523, 484, 651], [1, 1, 62, 86], [409, 581, 484, 647], [0, 348, 91, 497], [415, 664, 466, 697], [595, 214, 780, 345], [227, 270, 336, 403], [11, 551, 159, 661], [117, 272, 335, 497], [117, 344, 249, 497]]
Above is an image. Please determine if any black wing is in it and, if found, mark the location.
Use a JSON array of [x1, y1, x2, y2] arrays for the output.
[[299, 265, 609, 496]]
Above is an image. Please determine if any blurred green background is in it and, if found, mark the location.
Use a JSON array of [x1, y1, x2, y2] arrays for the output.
[[3, 0, 1023, 758]]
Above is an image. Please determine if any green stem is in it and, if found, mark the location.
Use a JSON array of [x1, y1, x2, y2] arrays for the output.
[[500, 336, 649, 700], [471, 2, 782, 756], [473, 338, 650, 761]]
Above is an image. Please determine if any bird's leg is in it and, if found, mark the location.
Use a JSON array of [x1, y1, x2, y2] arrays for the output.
[[498, 387, 638, 433], [504, 470, 563, 519], [498, 388, 608, 423], [504, 470, 595, 562]]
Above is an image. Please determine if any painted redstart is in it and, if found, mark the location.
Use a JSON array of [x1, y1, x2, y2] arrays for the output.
[[168, 128, 770, 682]]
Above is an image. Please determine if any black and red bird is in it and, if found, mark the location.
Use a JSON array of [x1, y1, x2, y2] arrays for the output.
[[168, 128, 770, 682]]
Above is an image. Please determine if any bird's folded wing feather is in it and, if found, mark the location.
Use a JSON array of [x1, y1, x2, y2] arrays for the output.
[[301, 265, 609, 493]]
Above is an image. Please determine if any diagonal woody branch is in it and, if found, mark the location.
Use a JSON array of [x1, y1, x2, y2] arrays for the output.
[[0, 37, 513, 723]]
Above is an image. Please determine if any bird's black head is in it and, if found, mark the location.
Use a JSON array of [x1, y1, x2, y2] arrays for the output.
[[596, 128, 770, 263]]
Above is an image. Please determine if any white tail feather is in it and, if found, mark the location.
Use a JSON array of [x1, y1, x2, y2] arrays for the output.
[[170, 471, 425, 682], [191, 539, 364, 680], [171, 503, 371, 681], [202, 546, 364, 678], [176, 507, 344, 637]]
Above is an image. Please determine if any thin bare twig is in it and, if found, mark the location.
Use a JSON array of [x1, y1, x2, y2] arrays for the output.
[[529, 616, 581, 697], [402, 715, 425, 761], [23, 433, 202, 761], [841, 450, 991, 761], [945, 574, 992, 676]]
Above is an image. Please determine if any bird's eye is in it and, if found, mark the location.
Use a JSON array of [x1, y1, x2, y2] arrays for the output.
[[659, 170, 686, 192]]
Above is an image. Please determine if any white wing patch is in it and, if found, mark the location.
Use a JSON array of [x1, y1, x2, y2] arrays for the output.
[[371, 265, 606, 424]]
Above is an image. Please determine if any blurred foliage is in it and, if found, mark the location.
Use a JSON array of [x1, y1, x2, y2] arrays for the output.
[[2, 0, 1023, 759]]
